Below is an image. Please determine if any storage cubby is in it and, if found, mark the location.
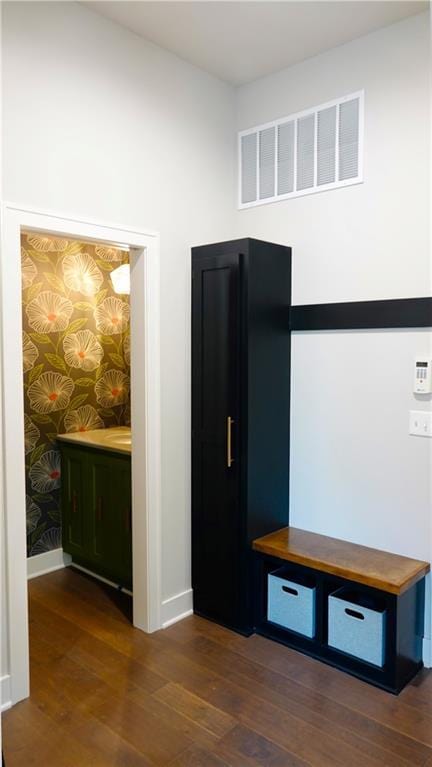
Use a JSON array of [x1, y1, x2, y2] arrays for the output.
[[328, 587, 387, 667], [252, 527, 429, 694], [268, 568, 316, 638]]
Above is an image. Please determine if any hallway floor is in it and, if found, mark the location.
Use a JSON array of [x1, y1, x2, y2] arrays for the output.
[[3, 568, 432, 767]]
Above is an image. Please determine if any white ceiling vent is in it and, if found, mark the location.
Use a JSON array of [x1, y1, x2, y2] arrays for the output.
[[317, 105, 336, 186], [296, 113, 315, 191], [259, 127, 276, 200], [339, 97, 360, 181], [238, 91, 363, 209], [277, 121, 294, 196], [240, 132, 257, 204]]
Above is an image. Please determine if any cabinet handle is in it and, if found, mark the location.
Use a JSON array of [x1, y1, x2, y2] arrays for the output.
[[227, 416, 234, 468], [97, 496, 103, 522], [72, 491, 78, 514]]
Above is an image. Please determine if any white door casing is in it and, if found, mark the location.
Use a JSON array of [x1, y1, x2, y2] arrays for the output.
[[0, 203, 162, 705]]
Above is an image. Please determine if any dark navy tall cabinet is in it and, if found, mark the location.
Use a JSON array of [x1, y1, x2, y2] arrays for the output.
[[191, 238, 292, 634]]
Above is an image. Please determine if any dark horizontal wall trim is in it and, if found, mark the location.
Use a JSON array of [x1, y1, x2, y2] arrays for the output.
[[290, 297, 432, 331]]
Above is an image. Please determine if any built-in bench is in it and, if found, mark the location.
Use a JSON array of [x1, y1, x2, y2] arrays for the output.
[[252, 527, 430, 693]]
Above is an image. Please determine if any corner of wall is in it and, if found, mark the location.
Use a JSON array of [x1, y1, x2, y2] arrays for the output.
[[1, 674, 12, 713], [161, 588, 193, 628]]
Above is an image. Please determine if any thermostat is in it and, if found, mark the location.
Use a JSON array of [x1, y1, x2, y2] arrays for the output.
[[414, 359, 432, 394]]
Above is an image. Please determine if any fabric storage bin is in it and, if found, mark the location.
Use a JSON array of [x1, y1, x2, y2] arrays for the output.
[[328, 587, 386, 667], [267, 568, 316, 638]]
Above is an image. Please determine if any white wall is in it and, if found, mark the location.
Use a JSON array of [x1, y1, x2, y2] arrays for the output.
[[1, 0, 235, 679], [236, 11, 432, 655], [236, 12, 430, 305], [290, 329, 432, 557]]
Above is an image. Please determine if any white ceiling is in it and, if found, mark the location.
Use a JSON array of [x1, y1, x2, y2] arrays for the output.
[[84, 1, 429, 85]]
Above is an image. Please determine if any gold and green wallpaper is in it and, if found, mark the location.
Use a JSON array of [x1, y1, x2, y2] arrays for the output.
[[21, 232, 131, 557]]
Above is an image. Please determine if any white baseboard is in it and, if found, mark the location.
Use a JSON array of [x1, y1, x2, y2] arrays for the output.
[[423, 637, 431, 668], [1, 675, 12, 712], [27, 548, 72, 580], [161, 588, 193, 628]]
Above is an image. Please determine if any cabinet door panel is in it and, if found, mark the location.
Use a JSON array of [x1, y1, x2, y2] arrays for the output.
[[113, 457, 132, 588], [61, 444, 132, 588], [192, 253, 241, 627], [61, 447, 87, 557], [88, 456, 115, 566]]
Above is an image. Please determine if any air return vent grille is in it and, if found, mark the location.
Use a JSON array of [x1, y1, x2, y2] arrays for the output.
[[240, 132, 257, 204], [259, 127, 276, 199], [238, 91, 363, 208]]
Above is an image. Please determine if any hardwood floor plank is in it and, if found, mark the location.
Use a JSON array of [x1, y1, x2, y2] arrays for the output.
[[31, 637, 120, 714], [193, 676, 359, 767], [176, 633, 428, 767], [3, 699, 110, 767], [30, 583, 225, 697], [89, 694, 193, 765], [162, 615, 247, 651], [36, 566, 133, 623], [128, 642, 222, 691], [213, 724, 311, 767], [398, 669, 432, 718], [29, 578, 160, 657], [166, 667, 402, 767], [154, 682, 236, 738], [129, 636, 371, 767], [4, 568, 432, 767], [68, 718, 156, 766], [30, 602, 166, 695], [223, 631, 432, 745], [121, 684, 223, 750], [28, 660, 93, 730], [166, 743, 232, 767]]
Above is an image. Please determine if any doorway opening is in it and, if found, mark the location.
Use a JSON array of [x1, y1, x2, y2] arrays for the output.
[[1, 205, 162, 707], [22, 231, 132, 586]]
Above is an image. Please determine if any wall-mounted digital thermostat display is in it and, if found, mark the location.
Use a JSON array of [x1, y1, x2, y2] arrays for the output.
[[414, 359, 432, 394]]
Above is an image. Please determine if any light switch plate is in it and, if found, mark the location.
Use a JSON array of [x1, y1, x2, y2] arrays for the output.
[[409, 410, 432, 437]]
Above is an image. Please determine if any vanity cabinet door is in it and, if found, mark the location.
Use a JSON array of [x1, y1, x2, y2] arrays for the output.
[[111, 455, 132, 590], [88, 454, 116, 570], [61, 446, 88, 558], [60, 444, 132, 589]]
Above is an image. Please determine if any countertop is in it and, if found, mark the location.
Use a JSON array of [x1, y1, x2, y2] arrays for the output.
[[57, 426, 131, 456]]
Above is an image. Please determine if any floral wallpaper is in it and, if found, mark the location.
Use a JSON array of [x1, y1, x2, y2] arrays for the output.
[[21, 232, 131, 557]]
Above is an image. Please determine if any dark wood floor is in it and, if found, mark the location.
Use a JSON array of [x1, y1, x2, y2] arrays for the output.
[[3, 568, 432, 767]]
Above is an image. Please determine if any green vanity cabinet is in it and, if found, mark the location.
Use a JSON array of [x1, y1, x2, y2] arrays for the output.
[[60, 443, 132, 590], [61, 445, 89, 560], [113, 456, 133, 587]]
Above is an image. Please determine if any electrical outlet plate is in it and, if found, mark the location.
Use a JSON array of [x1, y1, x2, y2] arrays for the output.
[[409, 410, 432, 438]]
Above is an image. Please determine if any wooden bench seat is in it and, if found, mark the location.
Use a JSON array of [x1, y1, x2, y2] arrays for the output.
[[252, 526, 430, 595]]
